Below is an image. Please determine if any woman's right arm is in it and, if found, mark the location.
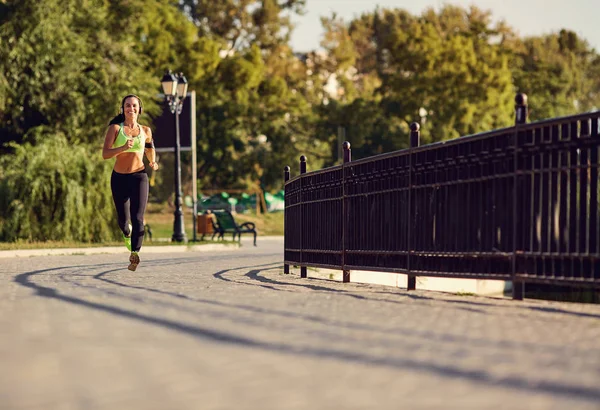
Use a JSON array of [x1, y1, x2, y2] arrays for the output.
[[102, 124, 130, 159]]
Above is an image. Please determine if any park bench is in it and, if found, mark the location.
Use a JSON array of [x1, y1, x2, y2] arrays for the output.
[[210, 209, 257, 246]]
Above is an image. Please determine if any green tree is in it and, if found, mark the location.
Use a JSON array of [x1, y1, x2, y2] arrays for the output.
[[180, 0, 306, 52], [509, 29, 600, 120], [374, 6, 514, 141], [195, 44, 328, 190], [312, 5, 517, 157], [175, 0, 326, 190], [0, 0, 158, 148], [0, 0, 218, 241]]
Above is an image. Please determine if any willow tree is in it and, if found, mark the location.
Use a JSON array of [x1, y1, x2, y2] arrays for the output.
[[0, 133, 118, 242]]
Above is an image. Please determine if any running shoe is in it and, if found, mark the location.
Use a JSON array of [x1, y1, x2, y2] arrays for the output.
[[123, 223, 132, 252], [128, 251, 140, 271]]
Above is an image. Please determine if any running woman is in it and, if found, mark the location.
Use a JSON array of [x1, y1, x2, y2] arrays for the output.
[[102, 94, 158, 271]]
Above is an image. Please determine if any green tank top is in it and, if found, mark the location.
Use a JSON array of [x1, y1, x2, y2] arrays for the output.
[[112, 123, 145, 154]]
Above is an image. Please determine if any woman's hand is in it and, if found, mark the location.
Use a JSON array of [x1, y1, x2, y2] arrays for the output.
[[149, 161, 159, 171], [119, 138, 134, 153]]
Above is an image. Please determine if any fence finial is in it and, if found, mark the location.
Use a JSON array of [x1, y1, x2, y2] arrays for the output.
[[342, 141, 351, 163], [299, 155, 307, 174], [410, 122, 420, 148], [515, 93, 528, 125]]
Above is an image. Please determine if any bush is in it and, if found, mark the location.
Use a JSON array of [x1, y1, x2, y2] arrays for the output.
[[0, 130, 119, 242]]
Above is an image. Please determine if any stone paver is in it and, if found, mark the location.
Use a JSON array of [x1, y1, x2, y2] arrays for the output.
[[0, 237, 599, 409]]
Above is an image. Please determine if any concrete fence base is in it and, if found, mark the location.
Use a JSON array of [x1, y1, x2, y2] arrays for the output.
[[305, 268, 511, 297]]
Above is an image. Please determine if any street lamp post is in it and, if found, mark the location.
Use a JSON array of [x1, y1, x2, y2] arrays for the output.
[[161, 70, 188, 243]]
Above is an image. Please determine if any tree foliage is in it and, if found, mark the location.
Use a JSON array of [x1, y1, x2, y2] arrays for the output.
[[315, 6, 516, 152], [180, 0, 306, 52], [0, 0, 158, 147], [508, 29, 600, 120], [0, 0, 599, 242], [309, 5, 600, 163]]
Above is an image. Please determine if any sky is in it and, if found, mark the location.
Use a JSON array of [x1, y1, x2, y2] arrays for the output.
[[289, 0, 600, 52]]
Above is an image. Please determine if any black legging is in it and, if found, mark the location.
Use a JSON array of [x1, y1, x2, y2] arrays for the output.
[[110, 169, 149, 252]]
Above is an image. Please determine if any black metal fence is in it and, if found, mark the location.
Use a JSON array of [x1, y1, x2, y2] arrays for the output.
[[284, 95, 600, 299]]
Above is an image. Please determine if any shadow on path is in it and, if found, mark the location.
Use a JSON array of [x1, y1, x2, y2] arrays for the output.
[[53, 261, 592, 359], [15, 257, 600, 360], [10, 262, 600, 404]]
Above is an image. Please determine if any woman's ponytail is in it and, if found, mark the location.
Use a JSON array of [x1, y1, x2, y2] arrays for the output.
[[108, 113, 125, 126]]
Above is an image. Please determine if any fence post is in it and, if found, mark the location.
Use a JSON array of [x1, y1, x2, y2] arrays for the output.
[[342, 141, 351, 283], [512, 93, 528, 300], [283, 165, 290, 274], [407, 122, 420, 291], [300, 155, 307, 279]]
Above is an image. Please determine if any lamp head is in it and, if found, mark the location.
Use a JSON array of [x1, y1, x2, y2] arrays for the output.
[[176, 73, 188, 99], [161, 70, 178, 97]]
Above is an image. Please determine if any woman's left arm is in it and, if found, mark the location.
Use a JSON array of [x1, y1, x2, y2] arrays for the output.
[[144, 126, 159, 171]]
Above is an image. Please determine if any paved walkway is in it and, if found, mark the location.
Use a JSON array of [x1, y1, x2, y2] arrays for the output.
[[0, 237, 599, 409]]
